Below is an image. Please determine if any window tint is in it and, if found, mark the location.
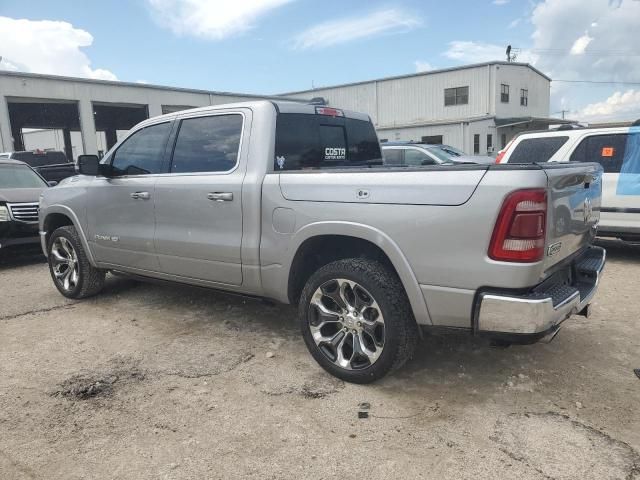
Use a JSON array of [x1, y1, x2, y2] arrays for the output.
[[275, 114, 382, 170], [171, 114, 242, 173], [111, 122, 171, 175], [382, 148, 403, 165], [508, 136, 569, 164], [405, 149, 434, 166], [570, 134, 628, 173]]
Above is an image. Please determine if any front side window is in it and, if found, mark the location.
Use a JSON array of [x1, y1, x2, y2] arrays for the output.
[[444, 86, 469, 106], [570, 134, 628, 173], [382, 148, 403, 165], [170, 114, 243, 173], [404, 149, 436, 166], [0, 164, 47, 188], [520, 89, 528, 106], [274, 114, 382, 171], [501, 84, 510, 103], [508, 136, 569, 164], [111, 122, 171, 175]]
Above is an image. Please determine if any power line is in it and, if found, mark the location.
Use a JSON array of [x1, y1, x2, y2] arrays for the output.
[[553, 79, 640, 86]]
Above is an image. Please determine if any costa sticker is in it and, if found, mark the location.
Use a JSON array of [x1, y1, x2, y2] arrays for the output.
[[601, 147, 615, 157], [325, 147, 346, 160]]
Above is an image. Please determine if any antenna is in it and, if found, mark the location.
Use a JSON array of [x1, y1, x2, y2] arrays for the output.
[[506, 45, 519, 62]]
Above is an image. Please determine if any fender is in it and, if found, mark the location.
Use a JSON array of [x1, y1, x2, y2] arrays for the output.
[[40, 204, 98, 267], [282, 221, 432, 325]]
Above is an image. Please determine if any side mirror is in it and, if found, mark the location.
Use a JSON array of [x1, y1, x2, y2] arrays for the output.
[[77, 155, 101, 176], [47, 181, 58, 187]]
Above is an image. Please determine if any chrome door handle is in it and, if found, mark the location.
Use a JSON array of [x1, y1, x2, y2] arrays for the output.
[[207, 192, 233, 202], [130, 191, 151, 200]]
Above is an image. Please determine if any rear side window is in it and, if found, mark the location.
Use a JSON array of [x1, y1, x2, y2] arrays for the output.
[[570, 134, 627, 173], [11, 151, 69, 166], [170, 114, 243, 173], [508, 137, 569, 164], [111, 122, 171, 175], [275, 114, 382, 170], [382, 149, 403, 165]]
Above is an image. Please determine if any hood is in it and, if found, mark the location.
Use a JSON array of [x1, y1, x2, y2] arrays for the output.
[[0, 187, 46, 203]]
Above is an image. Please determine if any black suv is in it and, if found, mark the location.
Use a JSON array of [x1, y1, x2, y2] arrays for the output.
[[0, 159, 50, 253]]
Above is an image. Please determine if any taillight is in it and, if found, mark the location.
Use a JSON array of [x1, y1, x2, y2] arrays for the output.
[[495, 139, 515, 163], [489, 189, 547, 262], [315, 106, 344, 117]]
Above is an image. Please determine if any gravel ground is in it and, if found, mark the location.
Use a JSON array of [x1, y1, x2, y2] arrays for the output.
[[0, 241, 639, 480]]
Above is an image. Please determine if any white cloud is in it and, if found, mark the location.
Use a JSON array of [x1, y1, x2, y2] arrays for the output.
[[414, 60, 433, 72], [293, 9, 421, 50], [493, 0, 510, 5], [569, 33, 593, 55], [508, 18, 521, 29], [0, 16, 117, 80], [146, 0, 293, 39], [579, 89, 640, 121]]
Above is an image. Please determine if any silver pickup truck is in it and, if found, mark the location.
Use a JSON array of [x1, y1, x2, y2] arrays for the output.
[[38, 100, 605, 383]]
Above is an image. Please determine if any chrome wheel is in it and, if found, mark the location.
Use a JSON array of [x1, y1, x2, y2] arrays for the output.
[[50, 237, 80, 292], [308, 278, 385, 370]]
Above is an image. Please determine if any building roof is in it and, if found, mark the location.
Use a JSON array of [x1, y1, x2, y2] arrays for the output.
[[0, 70, 305, 102], [281, 61, 552, 95]]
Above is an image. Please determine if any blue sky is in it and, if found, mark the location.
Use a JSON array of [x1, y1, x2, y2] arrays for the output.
[[1, 0, 640, 121]]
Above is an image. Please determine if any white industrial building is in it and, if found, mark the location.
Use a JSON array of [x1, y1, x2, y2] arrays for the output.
[[0, 71, 286, 161], [0, 62, 564, 160], [284, 61, 567, 155]]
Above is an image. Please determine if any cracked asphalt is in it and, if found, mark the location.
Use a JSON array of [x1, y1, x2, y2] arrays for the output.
[[0, 241, 639, 480]]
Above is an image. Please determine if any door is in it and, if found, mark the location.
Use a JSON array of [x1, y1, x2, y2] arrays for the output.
[[570, 132, 639, 232], [87, 121, 172, 271], [154, 112, 246, 285]]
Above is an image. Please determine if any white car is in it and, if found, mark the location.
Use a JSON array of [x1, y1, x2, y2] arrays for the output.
[[497, 122, 640, 242]]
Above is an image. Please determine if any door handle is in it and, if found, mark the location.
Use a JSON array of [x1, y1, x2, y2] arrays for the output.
[[130, 191, 151, 200], [207, 192, 233, 202]]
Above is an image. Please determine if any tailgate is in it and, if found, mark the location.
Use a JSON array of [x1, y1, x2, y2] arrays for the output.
[[542, 162, 603, 271]]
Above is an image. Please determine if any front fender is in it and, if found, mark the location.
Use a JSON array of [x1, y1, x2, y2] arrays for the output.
[[281, 221, 432, 325], [40, 204, 97, 267]]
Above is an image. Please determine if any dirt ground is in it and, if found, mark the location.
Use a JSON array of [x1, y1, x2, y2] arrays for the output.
[[0, 240, 639, 480]]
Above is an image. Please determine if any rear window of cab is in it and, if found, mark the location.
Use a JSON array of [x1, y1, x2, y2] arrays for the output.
[[274, 113, 382, 171]]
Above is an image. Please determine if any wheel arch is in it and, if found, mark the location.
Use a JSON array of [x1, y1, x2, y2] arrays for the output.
[[42, 206, 97, 266], [284, 222, 431, 325]]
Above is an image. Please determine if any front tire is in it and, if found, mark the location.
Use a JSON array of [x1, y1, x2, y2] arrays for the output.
[[299, 258, 418, 384], [48, 225, 105, 299]]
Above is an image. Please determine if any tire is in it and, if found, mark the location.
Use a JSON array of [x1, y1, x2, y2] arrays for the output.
[[298, 258, 418, 384], [47, 225, 105, 299]]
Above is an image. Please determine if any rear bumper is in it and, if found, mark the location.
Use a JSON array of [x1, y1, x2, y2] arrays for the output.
[[475, 246, 606, 336]]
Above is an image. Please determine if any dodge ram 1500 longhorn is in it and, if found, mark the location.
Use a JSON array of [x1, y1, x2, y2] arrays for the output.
[[38, 101, 605, 383]]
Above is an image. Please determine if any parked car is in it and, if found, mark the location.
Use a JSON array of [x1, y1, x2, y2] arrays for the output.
[[496, 122, 640, 242], [39, 101, 605, 383], [0, 150, 76, 183], [381, 142, 490, 165], [0, 159, 52, 253]]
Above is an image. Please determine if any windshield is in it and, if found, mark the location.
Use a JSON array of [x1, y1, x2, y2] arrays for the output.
[[427, 145, 466, 159], [0, 164, 47, 188]]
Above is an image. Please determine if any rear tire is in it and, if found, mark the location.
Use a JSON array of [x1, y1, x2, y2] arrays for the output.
[[299, 258, 418, 384], [48, 225, 105, 299]]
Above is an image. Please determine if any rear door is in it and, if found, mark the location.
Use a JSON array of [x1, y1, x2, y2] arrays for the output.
[[153, 110, 247, 285], [569, 131, 640, 232], [87, 121, 172, 270]]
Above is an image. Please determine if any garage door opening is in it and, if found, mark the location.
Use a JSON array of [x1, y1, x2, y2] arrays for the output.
[[7, 99, 83, 162], [92, 102, 148, 157]]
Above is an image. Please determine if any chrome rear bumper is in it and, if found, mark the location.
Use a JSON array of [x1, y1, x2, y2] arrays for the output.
[[476, 246, 606, 336]]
